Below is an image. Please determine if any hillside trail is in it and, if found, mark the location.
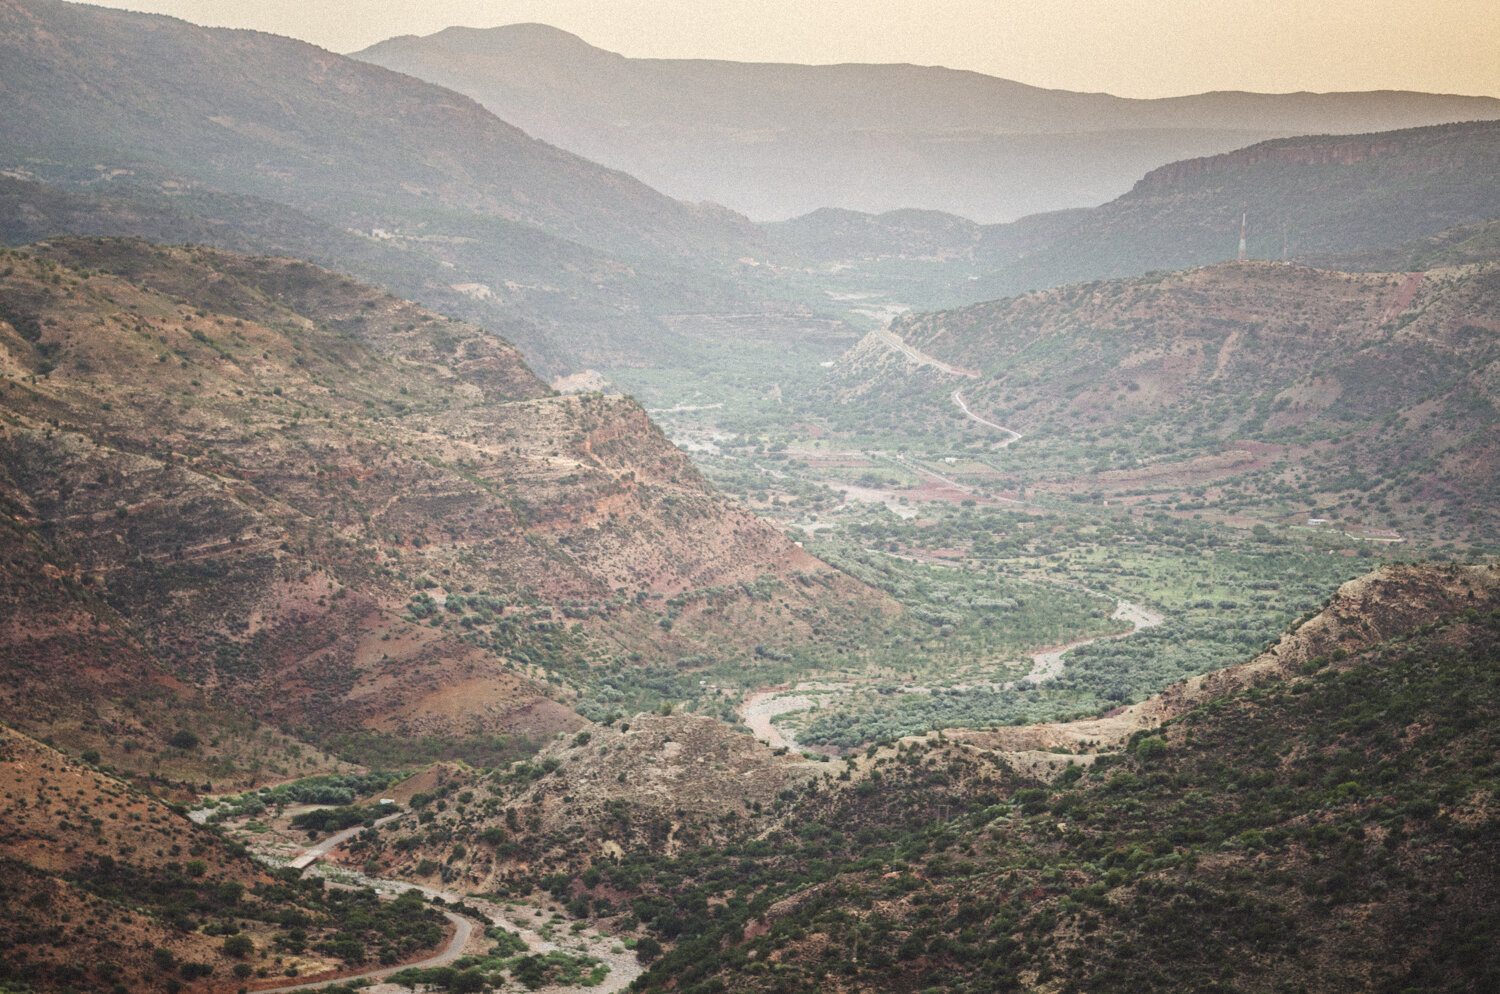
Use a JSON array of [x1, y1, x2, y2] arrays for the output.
[[237, 812, 640, 993], [744, 331, 1166, 751], [872, 326, 1023, 446], [252, 910, 473, 994], [952, 389, 1022, 446], [874, 327, 979, 378]]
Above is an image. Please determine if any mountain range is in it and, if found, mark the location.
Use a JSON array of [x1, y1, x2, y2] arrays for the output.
[[769, 119, 1500, 314], [317, 562, 1500, 994], [356, 23, 1500, 223], [5, 0, 1498, 381], [0, 0, 808, 375], [830, 257, 1500, 543], [2, 2, 1499, 991]]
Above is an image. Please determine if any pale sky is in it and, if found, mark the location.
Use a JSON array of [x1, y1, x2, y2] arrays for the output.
[[80, 0, 1500, 99]]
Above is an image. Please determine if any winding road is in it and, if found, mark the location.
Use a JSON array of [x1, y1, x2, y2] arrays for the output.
[[1019, 600, 1163, 685], [738, 596, 1165, 753], [952, 389, 1022, 447], [252, 910, 472, 993], [873, 326, 1022, 447], [244, 817, 641, 994], [875, 328, 979, 378]]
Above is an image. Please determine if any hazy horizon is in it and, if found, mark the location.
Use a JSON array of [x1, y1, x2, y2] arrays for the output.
[[75, 0, 1500, 100]]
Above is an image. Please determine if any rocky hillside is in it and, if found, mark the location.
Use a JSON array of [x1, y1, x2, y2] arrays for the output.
[[0, 237, 885, 777], [832, 259, 1500, 545], [1306, 216, 1500, 274], [356, 23, 1500, 223], [323, 712, 822, 897], [0, 723, 455, 993], [957, 562, 1500, 758], [294, 562, 1500, 994]]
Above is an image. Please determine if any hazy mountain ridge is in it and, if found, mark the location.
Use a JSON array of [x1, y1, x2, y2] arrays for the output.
[[770, 120, 1500, 316], [1305, 216, 1500, 274], [0, 0, 754, 258], [355, 22, 1500, 223], [763, 207, 983, 261], [0, 0, 817, 375], [1, 7, 1497, 992]]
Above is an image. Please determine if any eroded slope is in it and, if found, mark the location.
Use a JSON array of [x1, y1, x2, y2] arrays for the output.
[[0, 238, 885, 774]]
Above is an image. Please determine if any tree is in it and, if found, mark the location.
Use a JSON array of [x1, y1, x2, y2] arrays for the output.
[[452, 967, 487, 993], [222, 934, 254, 958], [1134, 737, 1168, 765]]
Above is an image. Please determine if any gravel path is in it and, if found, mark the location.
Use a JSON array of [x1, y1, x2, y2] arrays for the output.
[[738, 600, 1166, 749], [876, 328, 978, 378]]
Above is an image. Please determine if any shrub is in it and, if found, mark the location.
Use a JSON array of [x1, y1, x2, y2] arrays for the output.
[[1134, 737, 1168, 764], [223, 934, 254, 957]]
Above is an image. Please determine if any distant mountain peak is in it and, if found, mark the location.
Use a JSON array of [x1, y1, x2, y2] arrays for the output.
[[391, 22, 614, 58]]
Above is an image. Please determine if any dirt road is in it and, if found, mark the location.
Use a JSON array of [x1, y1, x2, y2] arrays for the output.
[[872, 327, 1022, 447], [875, 328, 978, 378], [738, 598, 1166, 751], [249, 818, 641, 993], [286, 809, 403, 870], [951, 389, 1022, 446], [1022, 600, 1164, 685], [252, 911, 472, 993], [740, 683, 852, 752]]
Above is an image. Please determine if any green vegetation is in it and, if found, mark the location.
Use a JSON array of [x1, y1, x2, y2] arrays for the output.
[[389, 925, 607, 992], [611, 407, 1377, 746], [603, 603, 1500, 994], [289, 803, 392, 836], [208, 772, 404, 822], [41, 860, 445, 980]]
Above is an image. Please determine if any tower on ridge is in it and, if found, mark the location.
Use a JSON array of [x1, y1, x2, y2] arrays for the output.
[[1238, 205, 1247, 263]]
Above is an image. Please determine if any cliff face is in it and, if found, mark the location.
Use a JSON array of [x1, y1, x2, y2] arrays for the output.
[[0, 238, 884, 770]]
